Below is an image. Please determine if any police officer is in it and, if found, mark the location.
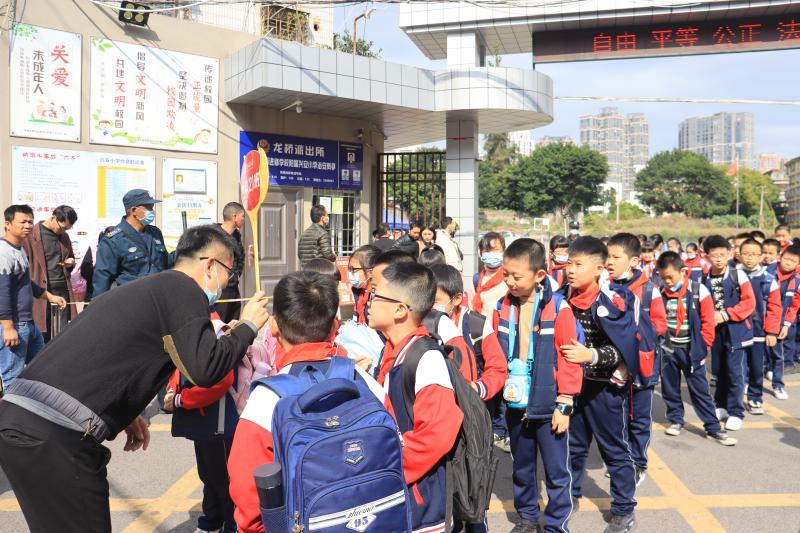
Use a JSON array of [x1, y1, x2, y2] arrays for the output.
[[92, 189, 172, 298]]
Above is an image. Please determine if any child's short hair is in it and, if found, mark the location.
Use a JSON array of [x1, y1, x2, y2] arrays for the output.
[[656, 251, 685, 272], [734, 232, 753, 241], [303, 258, 341, 282], [273, 271, 340, 345], [775, 224, 791, 233], [600, 236, 610, 245], [762, 238, 781, 251], [685, 242, 698, 253], [505, 238, 547, 272], [381, 262, 436, 322], [607, 232, 641, 259], [430, 264, 463, 299], [568, 236, 608, 264], [642, 240, 655, 253], [703, 234, 730, 253], [782, 244, 800, 258], [751, 230, 766, 241], [419, 246, 446, 267], [650, 234, 664, 248], [478, 231, 506, 253], [549, 234, 569, 252], [351, 244, 381, 270], [739, 238, 762, 252], [636, 234, 647, 246], [374, 248, 416, 269]]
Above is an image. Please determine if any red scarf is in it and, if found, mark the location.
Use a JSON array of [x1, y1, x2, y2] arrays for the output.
[[627, 271, 648, 296], [472, 268, 504, 313], [549, 260, 567, 274], [569, 283, 599, 311], [663, 275, 690, 336], [354, 285, 371, 324], [777, 268, 795, 283]]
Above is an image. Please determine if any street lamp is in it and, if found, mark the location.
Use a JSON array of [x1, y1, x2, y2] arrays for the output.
[[353, 7, 376, 55]]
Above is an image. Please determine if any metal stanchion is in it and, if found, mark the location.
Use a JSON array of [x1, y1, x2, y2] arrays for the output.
[[50, 302, 62, 338]]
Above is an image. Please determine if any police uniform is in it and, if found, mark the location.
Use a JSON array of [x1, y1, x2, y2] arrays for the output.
[[91, 190, 172, 298]]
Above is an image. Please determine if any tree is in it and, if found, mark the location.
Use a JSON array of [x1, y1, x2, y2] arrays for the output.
[[332, 30, 381, 58], [635, 150, 734, 218], [478, 133, 519, 210], [724, 166, 781, 221]]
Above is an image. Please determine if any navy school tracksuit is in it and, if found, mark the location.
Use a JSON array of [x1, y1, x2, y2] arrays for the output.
[[612, 271, 667, 473], [770, 270, 800, 391], [659, 280, 723, 433], [564, 283, 641, 518], [702, 268, 756, 420], [743, 266, 782, 404], [495, 283, 583, 532]]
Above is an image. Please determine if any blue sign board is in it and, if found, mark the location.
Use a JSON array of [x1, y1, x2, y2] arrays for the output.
[[240, 131, 363, 190]]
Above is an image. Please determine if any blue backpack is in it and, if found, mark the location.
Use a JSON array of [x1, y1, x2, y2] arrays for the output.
[[253, 357, 412, 533]]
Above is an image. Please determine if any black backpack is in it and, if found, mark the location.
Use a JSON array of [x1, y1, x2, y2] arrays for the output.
[[401, 333, 498, 526]]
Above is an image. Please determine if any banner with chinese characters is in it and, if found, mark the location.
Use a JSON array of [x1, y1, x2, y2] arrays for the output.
[[240, 131, 363, 190], [89, 38, 219, 153], [161, 158, 218, 251], [9, 24, 82, 142], [11, 146, 155, 262]]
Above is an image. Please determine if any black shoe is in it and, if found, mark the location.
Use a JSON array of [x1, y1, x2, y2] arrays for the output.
[[510, 518, 540, 533], [706, 430, 737, 446], [604, 512, 637, 533]]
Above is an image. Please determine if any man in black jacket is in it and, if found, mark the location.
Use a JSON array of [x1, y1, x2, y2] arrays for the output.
[[298, 204, 336, 265], [0, 225, 269, 533]]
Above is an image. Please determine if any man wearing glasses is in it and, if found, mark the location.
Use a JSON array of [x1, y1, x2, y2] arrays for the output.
[[92, 189, 173, 299], [21, 205, 79, 341], [0, 225, 270, 533]]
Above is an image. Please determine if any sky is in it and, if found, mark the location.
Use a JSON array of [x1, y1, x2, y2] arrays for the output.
[[334, 3, 800, 159]]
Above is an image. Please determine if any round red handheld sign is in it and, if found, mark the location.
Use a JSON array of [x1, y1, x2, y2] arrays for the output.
[[240, 150, 262, 212]]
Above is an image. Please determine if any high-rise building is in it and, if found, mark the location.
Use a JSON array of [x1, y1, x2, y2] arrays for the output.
[[536, 135, 574, 148], [785, 156, 800, 227], [758, 153, 785, 174], [579, 107, 649, 202], [678, 112, 755, 169], [509, 130, 534, 156]]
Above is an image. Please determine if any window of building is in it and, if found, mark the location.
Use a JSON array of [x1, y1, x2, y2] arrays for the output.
[[312, 188, 361, 257]]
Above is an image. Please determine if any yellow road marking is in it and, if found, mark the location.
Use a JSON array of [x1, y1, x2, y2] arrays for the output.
[[120, 467, 201, 533], [647, 450, 726, 532], [762, 402, 800, 430]]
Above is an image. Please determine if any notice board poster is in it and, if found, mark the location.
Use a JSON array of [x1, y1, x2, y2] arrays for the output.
[[240, 131, 363, 190], [89, 38, 219, 153], [161, 158, 218, 250], [9, 24, 82, 142], [11, 146, 155, 260]]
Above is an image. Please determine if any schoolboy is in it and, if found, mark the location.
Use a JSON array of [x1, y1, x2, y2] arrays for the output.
[[656, 252, 737, 446], [606, 233, 667, 483], [701, 235, 756, 431], [774, 224, 792, 252], [228, 272, 387, 533], [731, 232, 753, 266], [768, 245, 800, 400], [431, 264, 507, 533], [548, 234, 570, 289], [473, 231, 508, 320], [560, 237, 640, 533], [494, 238, 582, 533], [369, 262, 463, 533], [762, 239, 781, 272], [684, 243, 710, 282]]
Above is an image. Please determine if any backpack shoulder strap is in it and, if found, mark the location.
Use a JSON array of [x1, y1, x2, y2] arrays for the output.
[[730, 267, 741, 292], [400, 337, 441, 423], [251, 374, 305, 398], [642, 280, 654, 313], [472, 272, 480, 291], [467, 311, 487, 343], [325, 356, 356, 381]]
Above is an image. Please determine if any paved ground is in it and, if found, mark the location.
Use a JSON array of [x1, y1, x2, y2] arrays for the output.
[[1, 375, 798, 533]]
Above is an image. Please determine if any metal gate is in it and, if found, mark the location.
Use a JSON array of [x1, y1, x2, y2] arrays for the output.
[[378, 151, 446, 230]]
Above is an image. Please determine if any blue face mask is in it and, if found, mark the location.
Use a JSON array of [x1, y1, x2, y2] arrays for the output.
[[204, 264, 222, 306], [480, 252, 503, 268], [687, 254, 696, 260], [434, 305, 447, 315], [138, 209, 155, 226], [668, 280, 684, 293], [554, 255, 569, 264], [348, 270, 366, 289]]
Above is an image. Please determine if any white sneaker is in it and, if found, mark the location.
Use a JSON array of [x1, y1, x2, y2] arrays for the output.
[[725, 416, 743, 431], [774, 388, 789, 400], [715, 407, 729, 421], [766, 370, 774, 381], [194, 529, 220, 533]]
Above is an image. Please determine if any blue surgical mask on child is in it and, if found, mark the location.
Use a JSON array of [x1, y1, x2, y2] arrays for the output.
[[203, 264, 222, 305], [687, 254, 696, 260], [348, 271, 366, 289], [554, 255, 568, 264], [614, 269, 631, 281], [480, 252, 503, 268], [668, 280, 684, 292], [138, 209, 155, 226]]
